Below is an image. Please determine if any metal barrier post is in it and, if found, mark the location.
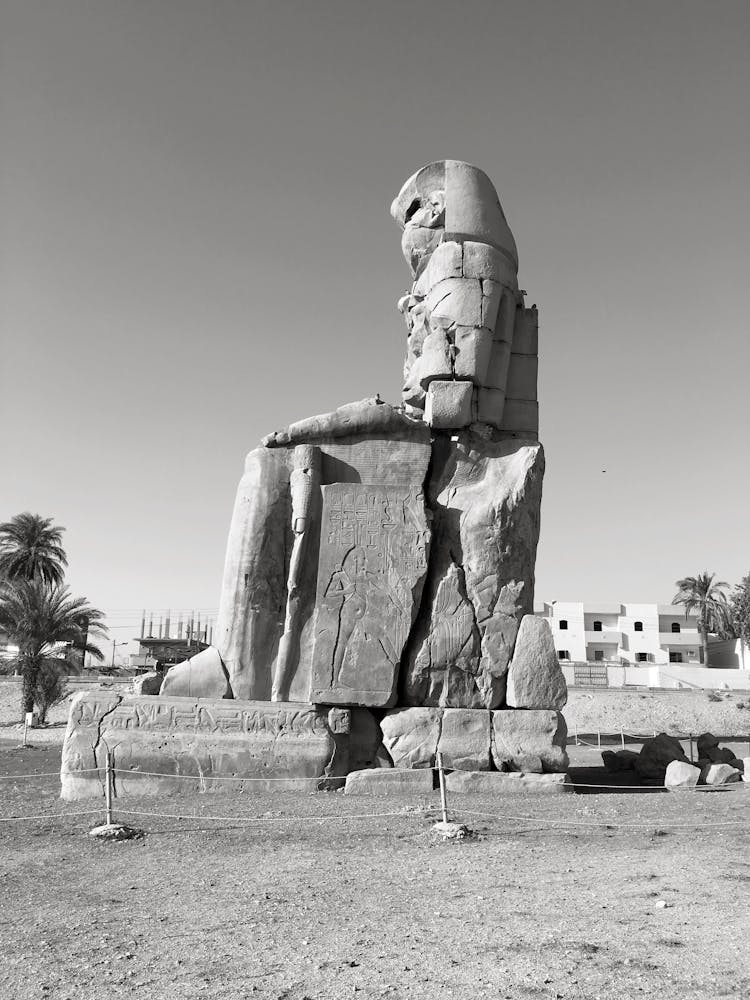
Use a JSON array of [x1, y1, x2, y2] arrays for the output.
[[436, 752, 449, 825], [689, 733, 694, 763], [620, 726, 625, 751], [105, 749, 114, 827]]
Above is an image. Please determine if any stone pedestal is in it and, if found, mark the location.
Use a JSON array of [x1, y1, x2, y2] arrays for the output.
[[61, 692, 350, 799]]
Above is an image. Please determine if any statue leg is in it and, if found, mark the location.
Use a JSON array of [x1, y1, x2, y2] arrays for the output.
[[161, 447, 291, 700]]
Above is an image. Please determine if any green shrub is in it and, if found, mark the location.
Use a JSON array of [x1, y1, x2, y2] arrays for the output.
[[35, 657, 69, 724]]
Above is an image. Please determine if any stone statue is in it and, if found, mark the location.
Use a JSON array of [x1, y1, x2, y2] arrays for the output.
[[63, 161, 569, 800], [160, 160, 544, 711]]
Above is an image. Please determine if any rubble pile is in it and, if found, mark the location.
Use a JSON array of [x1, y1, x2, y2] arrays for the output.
[[602, 732, 750, 790]]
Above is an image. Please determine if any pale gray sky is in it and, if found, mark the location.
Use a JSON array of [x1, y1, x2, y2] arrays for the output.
[[2, 0, 749, 642]]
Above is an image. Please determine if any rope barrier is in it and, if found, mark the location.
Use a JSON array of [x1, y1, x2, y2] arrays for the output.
[[104, 766, 749, 794], [0, 769, 99, 781], [460, 810, 748, 830], [117, 807, 433, 823], [111, 769, 322, 782], [0, 809, 103, 823]]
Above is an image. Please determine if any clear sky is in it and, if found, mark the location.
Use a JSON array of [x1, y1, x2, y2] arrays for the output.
[[2, 0, 749, 649]]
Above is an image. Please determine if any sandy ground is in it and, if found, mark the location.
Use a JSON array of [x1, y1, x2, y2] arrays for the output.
[[564, 688, 750, 739], [1, 742, 750, 1000]]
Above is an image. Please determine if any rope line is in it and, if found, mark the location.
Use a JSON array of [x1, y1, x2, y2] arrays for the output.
[[459, 810, 749, 830], [111, 769, 322, 782], [117, 807, 433, 823], [0, 769, 99, 781], [0, 810, 103, 823]]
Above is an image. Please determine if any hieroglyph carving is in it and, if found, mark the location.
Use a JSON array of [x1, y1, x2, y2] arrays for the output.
[[310, 484, 430, 706]]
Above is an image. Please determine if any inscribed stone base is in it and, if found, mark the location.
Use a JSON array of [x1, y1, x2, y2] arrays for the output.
[[60, 692, 348, 799]]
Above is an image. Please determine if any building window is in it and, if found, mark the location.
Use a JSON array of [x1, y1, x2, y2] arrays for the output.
[[593, 620, 603, 632], [636, 652, 649, 663], [559, 620, 568, 630], [671, 622, 681, 633], [669, 651, 683, 663], [634, 621, 643, 632], [557, 650, 570, 661], [593, 650, 604, 661]]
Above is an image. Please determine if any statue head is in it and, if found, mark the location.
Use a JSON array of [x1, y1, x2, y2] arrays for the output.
[[391, 160, 518, 278], [391, 161, 521, 429]]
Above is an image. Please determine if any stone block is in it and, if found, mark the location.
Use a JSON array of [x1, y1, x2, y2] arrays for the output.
[[484, 340, 512, 390], [445, 770, 572, 795], [132, 672, 164, 696], [696, 732, 719, 757], [462, 241, 517, 287], [309, 483, 429, 707], [491, 710, 568, 772], [602, 749, 639, 772], [742, 757, 750, 782], [424, 240, 463, 283], [506, 615, 567, 711], [160, 646, 231, 699], [61, 693, 347, 799], [701, 763, 742, 786], [453, 327, 493, 383], [344, 768, 434, 795], [512, 307, 538, 356], [419, 330, 453, 384], [665, 760, 701, 790], [402, 437, 544, 709], [499, 398, 538, 438], [481, 280, 503, 329], [634, 734, 690, 781], [426, 278, 482, 327], [505, 354, 538, 402], [475, 386, 505, 426], [437, 709, 492, 771], [380, 707, 441, 769], [424, 380, 473, 429]]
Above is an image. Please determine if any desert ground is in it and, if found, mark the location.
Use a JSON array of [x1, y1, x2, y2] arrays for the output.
[[1, 680, 749, 1000]]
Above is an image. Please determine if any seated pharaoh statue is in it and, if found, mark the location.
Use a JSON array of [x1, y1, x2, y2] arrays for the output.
[[161, 160, 548, 712]]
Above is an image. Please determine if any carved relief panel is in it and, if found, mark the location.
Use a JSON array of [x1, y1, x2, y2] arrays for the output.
[[309, 484, 430, 707]]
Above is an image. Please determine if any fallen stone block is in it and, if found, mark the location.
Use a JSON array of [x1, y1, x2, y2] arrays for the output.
[[344, 768, 434, 795], [701, 763, 742, 786], [445, 770, 572, 795], [602, 749, 640, 773], [705, 746, 737, 765], [742, 758, 750, 782], [634, 734, 690, 781], [696, 732, 720, 758], [665, 760, 701, 791]]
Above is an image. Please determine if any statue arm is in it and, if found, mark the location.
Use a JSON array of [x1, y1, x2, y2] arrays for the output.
[[262, 397, 423, 447]]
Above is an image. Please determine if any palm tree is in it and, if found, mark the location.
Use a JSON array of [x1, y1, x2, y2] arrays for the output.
[[672, 572, 730, 668], [0, 513, 68, 587], [0, 580, 105, 718]]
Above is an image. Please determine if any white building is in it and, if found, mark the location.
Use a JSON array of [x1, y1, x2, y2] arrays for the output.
[[533, 602, 703, 665]]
